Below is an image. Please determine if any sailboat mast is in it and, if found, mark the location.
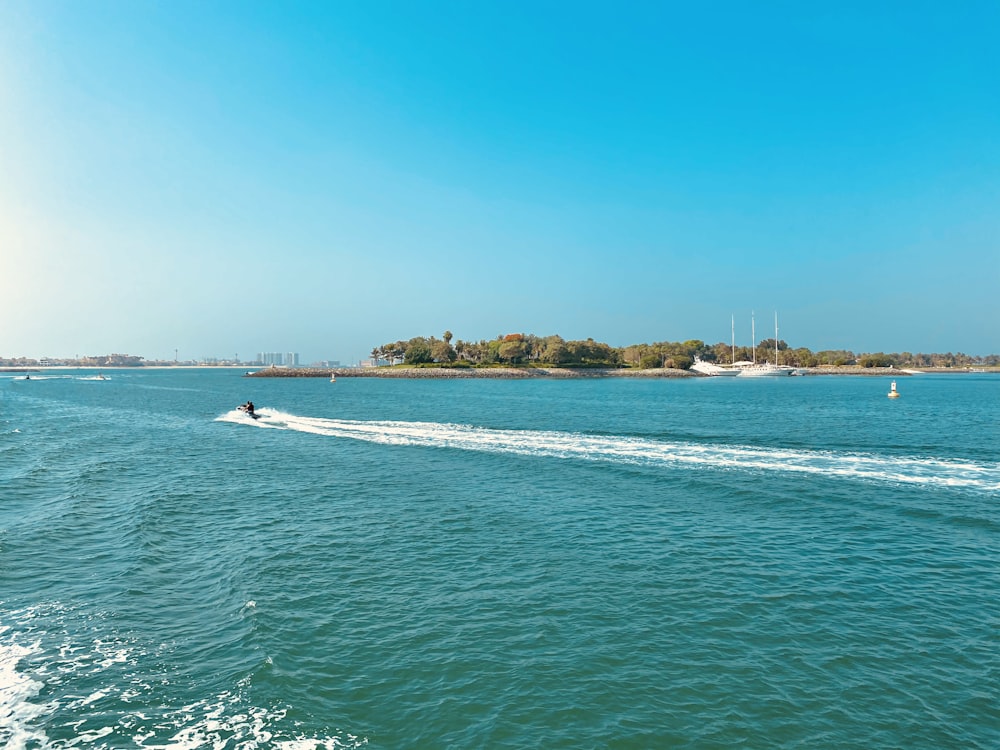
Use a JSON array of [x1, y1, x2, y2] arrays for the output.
[[751, 312, 756, 365], [731, 315, 736, 365], [775, 311, 779, 365]]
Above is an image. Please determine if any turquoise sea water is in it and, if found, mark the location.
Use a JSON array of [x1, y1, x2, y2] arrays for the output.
[[1, 369, 998, 749]]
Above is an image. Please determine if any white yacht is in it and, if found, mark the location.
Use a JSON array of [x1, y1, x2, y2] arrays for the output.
[[691, 357, 740, 376], [692, 315, 741, 376]]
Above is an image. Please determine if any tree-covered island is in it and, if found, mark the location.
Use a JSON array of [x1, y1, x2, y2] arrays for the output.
[[370, 332, 998, 370]]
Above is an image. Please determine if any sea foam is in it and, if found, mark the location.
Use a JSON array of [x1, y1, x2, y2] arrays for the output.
[[0, 634, 49, 750]]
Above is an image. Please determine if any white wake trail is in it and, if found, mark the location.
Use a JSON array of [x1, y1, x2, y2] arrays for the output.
[[222, 409, 1000, 492]]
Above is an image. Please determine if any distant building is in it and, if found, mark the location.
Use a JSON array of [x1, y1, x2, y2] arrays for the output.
[[258, 352, 284, 366], [286, 352, 300, 367]]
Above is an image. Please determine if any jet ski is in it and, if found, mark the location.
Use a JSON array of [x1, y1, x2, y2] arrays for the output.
[[237, 402, 260, 420]]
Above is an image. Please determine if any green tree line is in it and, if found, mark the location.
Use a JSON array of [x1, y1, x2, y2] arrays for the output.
[[370, 333, 1000, 370]]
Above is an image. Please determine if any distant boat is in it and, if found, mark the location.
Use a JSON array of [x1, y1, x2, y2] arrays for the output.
[[330, 372, 337, 382], [691, 357, 740, 376], [738, 312, 794, 377], [692, 316, 741, 376], [737, 361, 795, 377]]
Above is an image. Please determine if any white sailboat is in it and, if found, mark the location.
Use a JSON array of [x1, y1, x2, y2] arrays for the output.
[[737, 312, 795, 377]]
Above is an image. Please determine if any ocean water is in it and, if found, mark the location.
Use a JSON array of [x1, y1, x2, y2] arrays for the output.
[[1, 369, 998, 749]]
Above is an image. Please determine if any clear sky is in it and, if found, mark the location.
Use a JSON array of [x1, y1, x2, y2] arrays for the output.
[[2, 1, 997, 363]]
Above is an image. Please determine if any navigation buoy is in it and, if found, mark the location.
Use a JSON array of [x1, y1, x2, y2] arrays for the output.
[[888, 381, 900, 399]]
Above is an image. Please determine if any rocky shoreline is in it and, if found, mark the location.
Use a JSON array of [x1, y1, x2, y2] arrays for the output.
[[246, 366, 698, 379], [244, 365, 946, 379]]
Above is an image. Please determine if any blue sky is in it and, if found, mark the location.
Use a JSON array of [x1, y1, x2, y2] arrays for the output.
[[2, 1, 997, 363]]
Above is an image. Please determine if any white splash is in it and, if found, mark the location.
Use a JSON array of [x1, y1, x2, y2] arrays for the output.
[[0, 635, 50, 750]]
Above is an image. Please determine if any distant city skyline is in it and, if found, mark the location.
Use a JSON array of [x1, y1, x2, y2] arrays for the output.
[[2, 2, 998, 363]]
